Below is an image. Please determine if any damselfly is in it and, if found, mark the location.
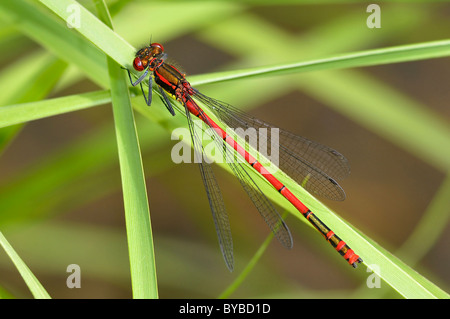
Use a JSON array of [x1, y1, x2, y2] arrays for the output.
[[125, 42, 362, 271]]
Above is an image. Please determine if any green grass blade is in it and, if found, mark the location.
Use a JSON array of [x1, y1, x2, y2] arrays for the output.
[[0, 52, 66, 106], [0, 0, 107, 87], [189, 39, 450, 85], [40, 0, 135, 69], [0, 231, 50, 299], [95, 0, 158, 299], [106, 64, 159, 299], [0, 52, 67, 156], [0, 90, 111, 128]]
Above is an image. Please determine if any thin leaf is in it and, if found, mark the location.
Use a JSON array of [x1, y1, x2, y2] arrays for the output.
[[95, 0, 158, 299], [0, 90, 111, 128], [0, 0, 107, 87], [0, 231, 50, 299], [188, 39, 450, 85]]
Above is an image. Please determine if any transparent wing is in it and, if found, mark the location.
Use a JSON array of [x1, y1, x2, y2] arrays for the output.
[[184, 104, 234, 271], [187, 98, 293, 250], [194, 91, 349, 201]]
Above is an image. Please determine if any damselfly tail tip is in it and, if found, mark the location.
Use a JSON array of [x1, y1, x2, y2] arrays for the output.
[[351, 257, 363, 268]]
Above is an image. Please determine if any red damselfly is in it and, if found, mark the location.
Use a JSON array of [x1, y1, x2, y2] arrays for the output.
[[125, 42, 362, 271]]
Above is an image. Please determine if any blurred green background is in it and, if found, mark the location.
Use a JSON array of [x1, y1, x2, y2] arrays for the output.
[[0, 0, 449, 298]]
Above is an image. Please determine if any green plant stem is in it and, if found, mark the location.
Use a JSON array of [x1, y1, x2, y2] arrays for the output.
[[95, 0, 158, 299], [0, 231, 51, 299]]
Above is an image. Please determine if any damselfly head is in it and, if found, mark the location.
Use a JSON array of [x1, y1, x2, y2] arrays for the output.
[[133, 43, 165, 72]]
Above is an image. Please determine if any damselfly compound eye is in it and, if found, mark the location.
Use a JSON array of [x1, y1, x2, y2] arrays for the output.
[[133, 57, 146, 71], [151, 42, 164, 51], [150, 43, 164, 56]]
